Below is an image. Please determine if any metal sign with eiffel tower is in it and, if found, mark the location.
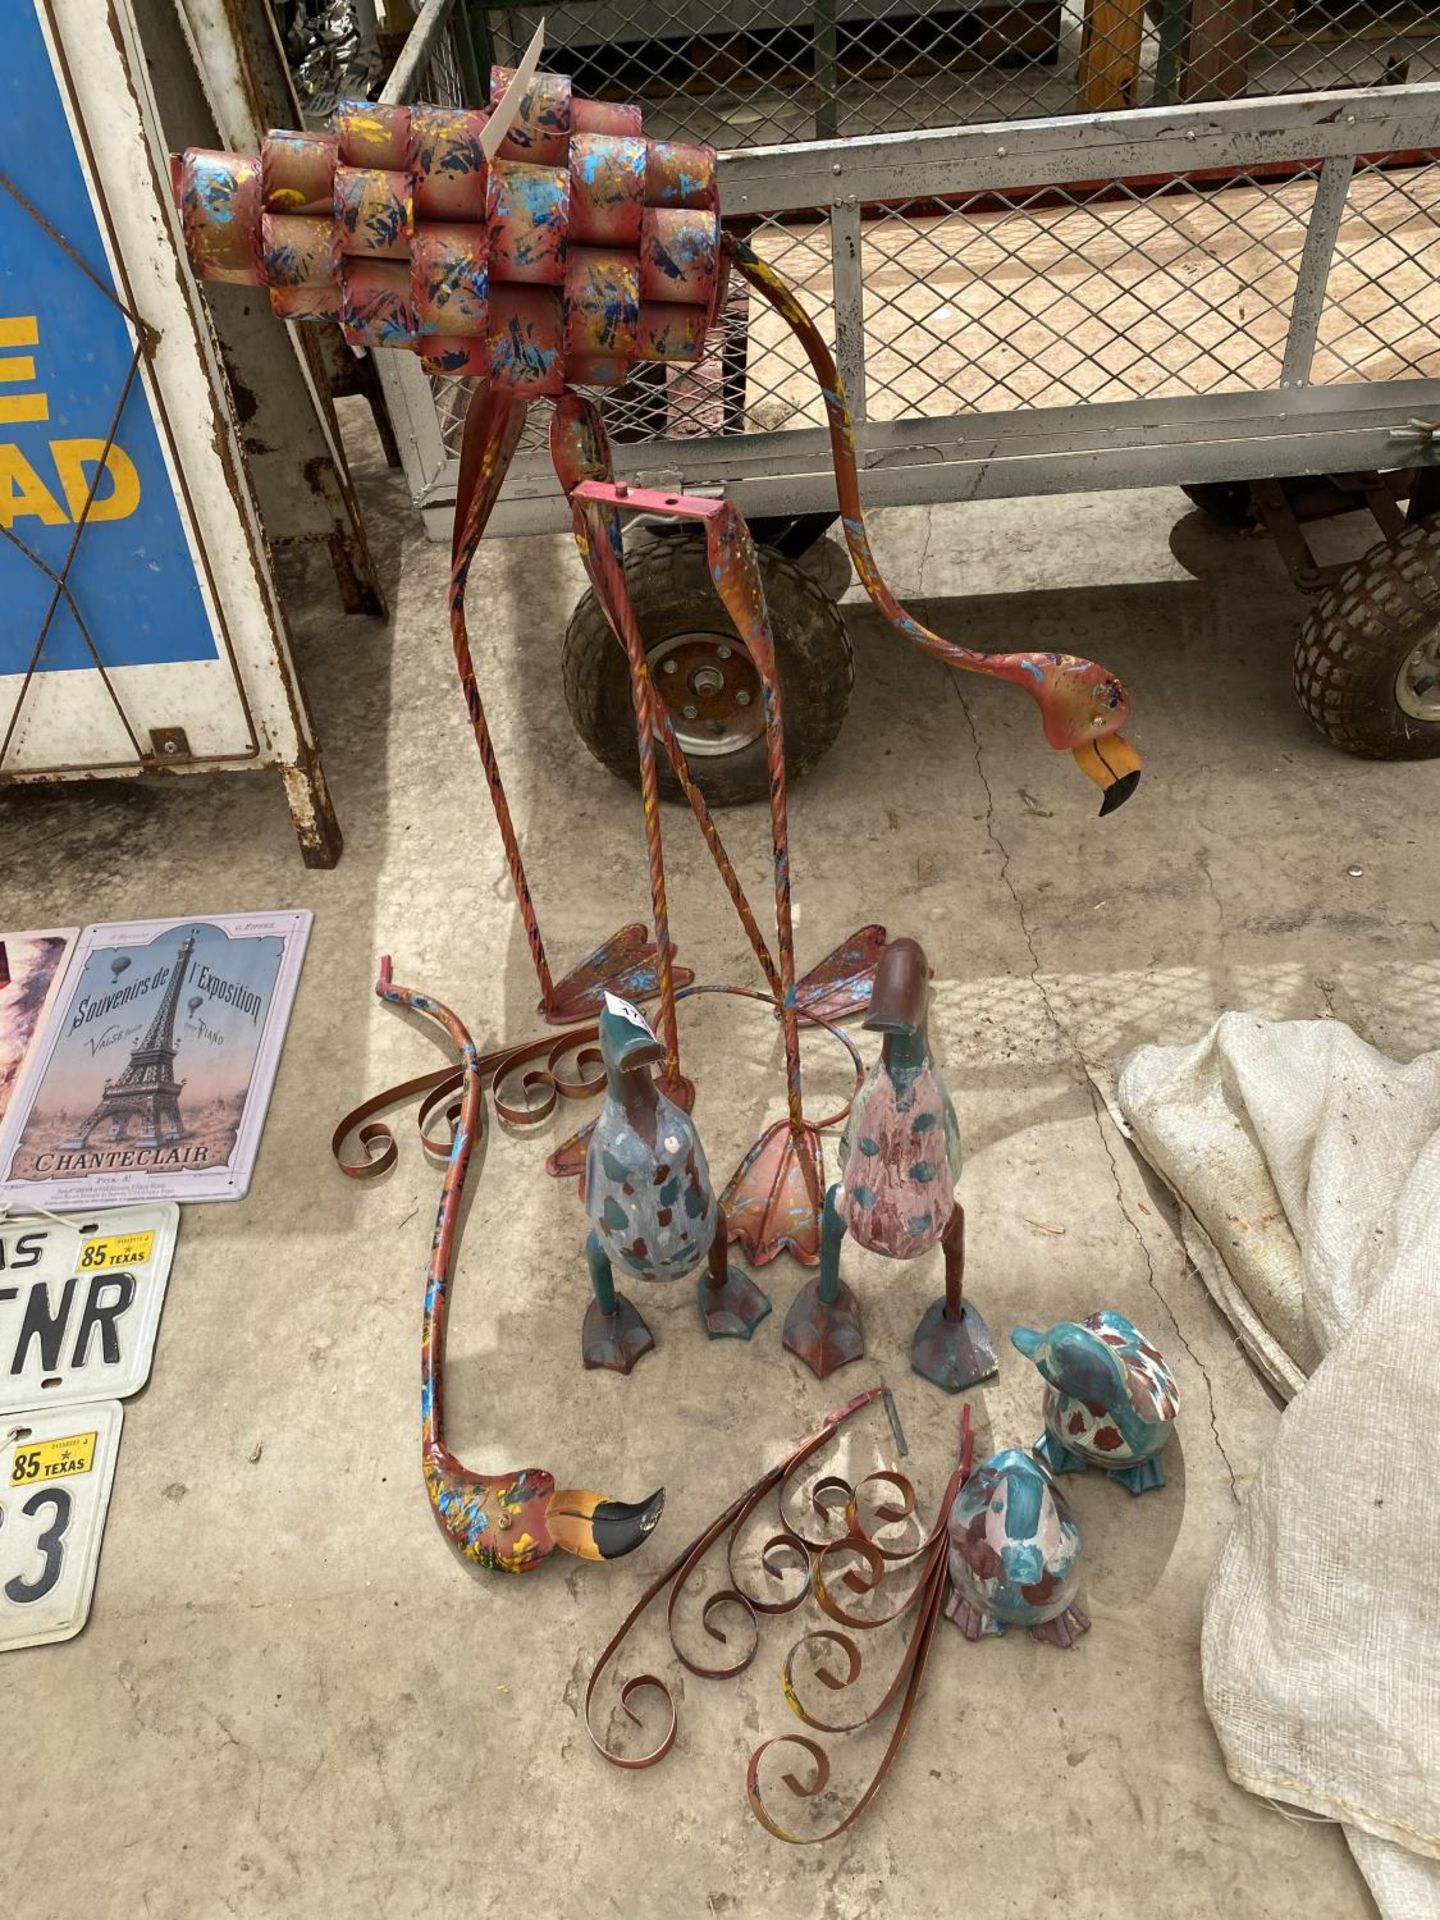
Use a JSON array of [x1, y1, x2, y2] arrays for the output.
[[63, 932, 197, 1151]]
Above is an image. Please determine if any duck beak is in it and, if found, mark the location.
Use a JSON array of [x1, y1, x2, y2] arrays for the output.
[[547, 1486, 665, 1561], [1010, 1326, 1043, 1359], [1073, 734, 1142, 815]]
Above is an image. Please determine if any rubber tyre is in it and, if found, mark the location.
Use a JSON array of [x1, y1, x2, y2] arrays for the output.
[[1181, 481, 1258, 529], [563, 536, 854, 807], [1294, 521, 1440, 760]]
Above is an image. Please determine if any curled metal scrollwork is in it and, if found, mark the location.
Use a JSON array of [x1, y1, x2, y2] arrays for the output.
[[588, 1398, 978, 1843]]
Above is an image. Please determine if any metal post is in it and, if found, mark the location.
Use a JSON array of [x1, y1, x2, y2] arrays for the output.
[[829, 199, 867, 427], [813, 0, 839, 141], [1281, 154, 1353, 390]]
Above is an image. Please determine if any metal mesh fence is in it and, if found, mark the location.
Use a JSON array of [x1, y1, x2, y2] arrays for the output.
[[383, 6, 1440, 493], [474, 0, 1440, 146]]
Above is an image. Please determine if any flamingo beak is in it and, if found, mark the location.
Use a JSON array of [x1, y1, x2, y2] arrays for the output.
[[1072, 734, 1142, 815], [547, 1486, 665, 1561]]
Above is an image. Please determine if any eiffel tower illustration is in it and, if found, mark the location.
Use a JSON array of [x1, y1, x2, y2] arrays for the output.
[[65, 932, 196, 1149]]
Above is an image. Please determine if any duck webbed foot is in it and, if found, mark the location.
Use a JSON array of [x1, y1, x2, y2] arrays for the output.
[[697, 1213, 772, 1340], [911, 1298, 998, 1394], [582, 1294, 655, 1374], [1030, 1603, 1091, 1649], [782, 1276, 864, 1379], [783, 1183, 863, 1378], [583, 1229, 655, 1374]]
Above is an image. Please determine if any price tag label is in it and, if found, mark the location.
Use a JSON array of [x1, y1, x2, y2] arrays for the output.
[[9, 1429, 97, 1485], [76, 1230, 155, 1272]]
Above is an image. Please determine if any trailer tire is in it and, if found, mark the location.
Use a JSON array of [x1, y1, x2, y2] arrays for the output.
[[1293, 522, 1440, 760], [563, 536, 853, 808]]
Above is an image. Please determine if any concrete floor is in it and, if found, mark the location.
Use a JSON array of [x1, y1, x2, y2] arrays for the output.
[[6, 417, 1436, 1919]]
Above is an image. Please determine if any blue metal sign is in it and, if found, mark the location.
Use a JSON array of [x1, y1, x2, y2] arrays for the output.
[[0, 2, 220, 676]]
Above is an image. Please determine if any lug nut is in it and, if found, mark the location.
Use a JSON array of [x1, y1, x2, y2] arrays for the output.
[[663, 659, 679, 674], [735, 690, 751, 706], [683, 703, 699, 719]]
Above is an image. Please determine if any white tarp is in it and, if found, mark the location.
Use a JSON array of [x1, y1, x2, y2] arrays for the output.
[[1117, 1015, 1440, 1919]]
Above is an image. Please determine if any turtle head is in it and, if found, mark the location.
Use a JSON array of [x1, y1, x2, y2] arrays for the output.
[[1011, 1321, 1125, 1404]]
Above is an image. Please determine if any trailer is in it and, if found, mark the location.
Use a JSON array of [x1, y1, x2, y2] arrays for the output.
[[371, 0, 1440, 800]]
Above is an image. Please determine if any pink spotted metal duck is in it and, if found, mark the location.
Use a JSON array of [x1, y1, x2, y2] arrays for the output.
[[783, 937, 997, 1391]]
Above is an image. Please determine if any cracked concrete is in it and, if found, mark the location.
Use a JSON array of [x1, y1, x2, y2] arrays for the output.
[[3, 417, 1434, 1917]]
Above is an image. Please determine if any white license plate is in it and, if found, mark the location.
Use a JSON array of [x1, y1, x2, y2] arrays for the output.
[[1, 1401, 122, 1649], [0, 1203, 177, 1413]]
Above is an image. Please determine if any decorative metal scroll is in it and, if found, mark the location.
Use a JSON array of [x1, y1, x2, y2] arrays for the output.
[[586, 1392, 975, 1839]]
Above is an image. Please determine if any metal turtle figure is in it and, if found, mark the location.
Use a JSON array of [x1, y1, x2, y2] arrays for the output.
[[944, 1447, 1090, 1648], [1011, 1310, 1180, 1495], [783, 936, 996, 1390], [581, 992, 771, 1371]]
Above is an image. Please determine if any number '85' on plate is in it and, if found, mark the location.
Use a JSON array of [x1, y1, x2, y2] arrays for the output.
[[1, 1402, 122, 1650]]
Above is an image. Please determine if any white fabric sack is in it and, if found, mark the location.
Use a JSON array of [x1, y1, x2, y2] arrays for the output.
[[1117, 1015, 1440, 1918]]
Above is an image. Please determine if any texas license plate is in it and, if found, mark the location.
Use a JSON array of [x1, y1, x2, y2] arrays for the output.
[[1, 1401, 122, 1649], [0, 1203, 177, 1413]]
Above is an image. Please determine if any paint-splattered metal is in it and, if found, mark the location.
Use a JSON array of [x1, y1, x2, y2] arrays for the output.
[[334, 166, 412, 259], [944, 1448, 1090, 1647], [1012, 1311, 1180, 1494], [411, 222, 489, 337], [261, 130, 337, 216], [580, 993, 769, 1372], [409, 104, 489, 219]]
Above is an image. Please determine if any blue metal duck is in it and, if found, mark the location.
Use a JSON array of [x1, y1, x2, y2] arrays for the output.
[[581, 992, 771, 1372], [944, 1447, 1090, 1648], [1011, 1310, 1180, 1495], [782, 936, 996, 1391]]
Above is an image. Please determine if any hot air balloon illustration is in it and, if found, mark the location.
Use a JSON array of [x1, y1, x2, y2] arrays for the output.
[[187, 996, 203, 1015], [110, 955, 132, 980]]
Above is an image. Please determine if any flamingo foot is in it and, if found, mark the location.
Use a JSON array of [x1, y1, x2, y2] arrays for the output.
[[582, 1294, 655, 1374], [795, 923, 887, 1023], [722, 1119, 824, 1267], [542, 923, 695, 1025], [782, 1275, 864, 1379]]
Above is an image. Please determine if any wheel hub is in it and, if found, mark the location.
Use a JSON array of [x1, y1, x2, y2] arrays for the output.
[[1396, 621, 1440, 722], [650, 631, 765, 756]]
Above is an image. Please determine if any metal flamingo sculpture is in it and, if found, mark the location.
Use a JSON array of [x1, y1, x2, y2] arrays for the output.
[[172, 61, 1142, 1268]]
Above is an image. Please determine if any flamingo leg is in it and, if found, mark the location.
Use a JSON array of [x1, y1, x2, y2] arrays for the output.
[[449, 382, 689, 1023]]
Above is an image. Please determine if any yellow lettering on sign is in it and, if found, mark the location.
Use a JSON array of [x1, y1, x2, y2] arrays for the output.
[[52, 440, 141, 524], [0, 446, 65, 528], [0, 394, 48, 426], [0, 357, 37, 384], [0, 316, 40, 349]]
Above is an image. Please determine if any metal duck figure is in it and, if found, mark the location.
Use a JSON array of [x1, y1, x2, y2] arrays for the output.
[[583, 992, 771, 1371], [783, 937, 997, 1390], [1011, 1311, 1180, 1495], [944, 1447, 1090, 1648]]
